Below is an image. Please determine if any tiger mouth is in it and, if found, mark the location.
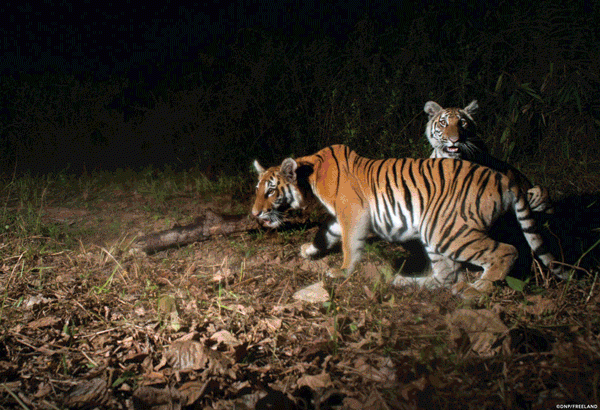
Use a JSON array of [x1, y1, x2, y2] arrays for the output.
[[261, 220, 281, 228], [256, 215, 282, 229], [443, 146, 462, 158]]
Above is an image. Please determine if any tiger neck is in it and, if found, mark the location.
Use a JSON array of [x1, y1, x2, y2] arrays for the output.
[[292, 160, 317, 209]]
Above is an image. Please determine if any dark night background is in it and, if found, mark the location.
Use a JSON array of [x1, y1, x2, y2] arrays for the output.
[[1, 0, 599, 177], [2, 1, 414, 75]]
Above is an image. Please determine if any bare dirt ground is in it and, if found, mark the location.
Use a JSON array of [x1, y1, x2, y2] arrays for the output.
[[1, 186, 599, 409]]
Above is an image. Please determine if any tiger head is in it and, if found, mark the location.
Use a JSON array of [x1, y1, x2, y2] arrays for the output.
[[424, 100, 481, 159], [251, 158, 310, 228]]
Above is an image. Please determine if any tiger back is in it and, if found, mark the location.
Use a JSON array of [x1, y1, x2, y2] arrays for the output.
[[252, 145, 564, 298], [424, 100, 553, 214]]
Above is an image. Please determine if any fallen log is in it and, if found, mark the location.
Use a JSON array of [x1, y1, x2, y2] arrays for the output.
[[134, 210, 256, 253]]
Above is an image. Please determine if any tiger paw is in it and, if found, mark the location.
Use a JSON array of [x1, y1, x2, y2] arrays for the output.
[[391, 274, 424, 288], [300, 243, 320, 259], [326, 268, 346, 279], [452, 280, 490, 299], [471, 278, 494, 294], [392, 274, 446, 289]]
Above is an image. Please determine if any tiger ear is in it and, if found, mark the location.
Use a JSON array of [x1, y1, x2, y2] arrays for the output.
[[424, 101, 443, 119], [464, 100, 478, 117], [280, 158, 298, 183], [253, 160, 266, 175]]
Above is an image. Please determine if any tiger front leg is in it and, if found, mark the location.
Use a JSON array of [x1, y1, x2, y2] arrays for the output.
[[300, 216, 341, 259], [327, 206, 371, 279]]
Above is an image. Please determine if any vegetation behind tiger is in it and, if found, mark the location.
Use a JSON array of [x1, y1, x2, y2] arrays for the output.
[[1, 2, 599, 201]]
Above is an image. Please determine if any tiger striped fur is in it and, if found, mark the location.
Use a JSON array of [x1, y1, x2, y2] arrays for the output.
[[424, 100, 553, 214], [252, 145, 564, 298]]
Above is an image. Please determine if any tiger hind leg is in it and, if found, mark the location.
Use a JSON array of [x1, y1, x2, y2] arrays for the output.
[[451, 236, 518, 298], [392, 253, 463, 289]]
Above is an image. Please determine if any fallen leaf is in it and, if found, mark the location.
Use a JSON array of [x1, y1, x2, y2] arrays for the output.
[[264, 317, 282, 332], [211, 330, 240, 347], [163, 340, 234, 377], [179, 380, 208, 406], [342, 397, 364, 410], [164, 340, 212, 371], [24, 295, 51, 309], [524, 294, 558, 315], [400, 376, 429, 401], [363, 389, 392, 410], [212, 267, 233, 283], [132, 386, 183, 410], [446, 309, 509, 356], [27, 316, 61, 329], [157, 295, 181, 330], [64, 378, 109, 407], [353, 357, 397, 385], [297, 371, 333, 390]]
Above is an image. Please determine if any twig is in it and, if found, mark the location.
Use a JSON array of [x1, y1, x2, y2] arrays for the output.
[[2, 383, 31, 410], [80, 349, 99, 367], [585, 270, 598, 304], [12, 335, 66, 355], [276, 277, 291, 305], [231, 275, 262, 289], [97, 245, 129, 283], [556, 261, 592, 303], [41, 400, 61, 410], [81, 327, 122, 339]]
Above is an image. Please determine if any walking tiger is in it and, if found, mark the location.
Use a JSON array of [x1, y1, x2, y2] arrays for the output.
[[252, 145, 564, 297]]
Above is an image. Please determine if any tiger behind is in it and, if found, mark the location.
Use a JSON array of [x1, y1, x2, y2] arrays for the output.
[[424, 100, 553, 214], [252, 145, 564, 298]]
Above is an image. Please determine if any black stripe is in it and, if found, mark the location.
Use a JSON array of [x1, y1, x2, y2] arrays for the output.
[[452, 234, 483, 260], [532, 243, 550, 256], [330, 146, 341, 198], [438, 215, 467, 254], [420, 160, 431, 196], [385, 173, 395, 206], [398, 161, 411, 229], [399, 161, 412, 218]]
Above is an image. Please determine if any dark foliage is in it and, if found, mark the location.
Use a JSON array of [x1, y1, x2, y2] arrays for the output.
[[0, 1, 598, 183]]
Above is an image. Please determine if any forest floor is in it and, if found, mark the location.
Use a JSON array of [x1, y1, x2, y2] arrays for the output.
[[0, 172, 599, 409]]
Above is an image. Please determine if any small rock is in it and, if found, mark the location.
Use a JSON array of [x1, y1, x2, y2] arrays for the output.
[[292, 282, 329, 303]]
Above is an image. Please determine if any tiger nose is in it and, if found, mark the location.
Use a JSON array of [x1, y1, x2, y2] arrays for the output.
[[447, 128, 460, 143]]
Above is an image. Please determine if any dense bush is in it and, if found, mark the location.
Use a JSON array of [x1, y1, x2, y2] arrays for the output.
[[1, 1, 598, 183]]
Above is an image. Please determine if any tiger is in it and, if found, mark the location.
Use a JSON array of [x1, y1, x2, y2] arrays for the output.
[[252, 144, 564, 298], [424, 100, 553, 214]]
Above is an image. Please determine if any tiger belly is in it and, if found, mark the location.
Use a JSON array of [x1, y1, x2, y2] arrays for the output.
[[369, 208, 419, 243]]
